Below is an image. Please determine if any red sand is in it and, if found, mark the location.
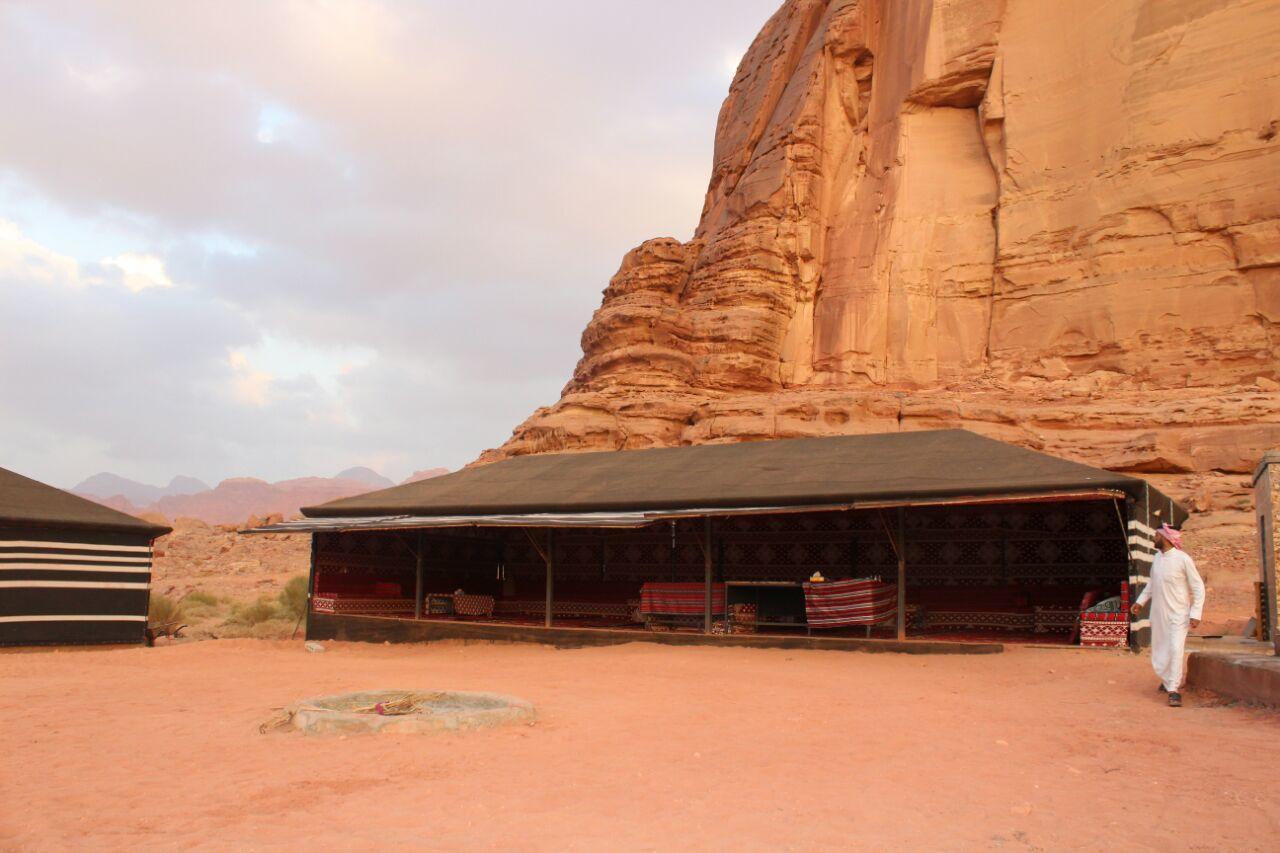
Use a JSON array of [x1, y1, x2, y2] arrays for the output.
[[2, 639, 1278, 850]]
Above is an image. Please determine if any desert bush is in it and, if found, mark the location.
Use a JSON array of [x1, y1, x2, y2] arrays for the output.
[[249, 619, 295, 640], [148, 593, 185, 625], [231, 596, 279, 626], [277, 575, 309, 621], [185, 590, 221, 607]]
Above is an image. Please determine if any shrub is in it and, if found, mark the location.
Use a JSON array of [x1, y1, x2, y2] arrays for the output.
[[232, 596, 279, 626], [185, 590, 221, 607], [277, 576, 309, 621], [148, 593, 185, 625], [250, 619, 294, 639]]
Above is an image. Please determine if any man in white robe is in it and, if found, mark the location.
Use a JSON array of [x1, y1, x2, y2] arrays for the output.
[[1130, 523, 1205, 707]]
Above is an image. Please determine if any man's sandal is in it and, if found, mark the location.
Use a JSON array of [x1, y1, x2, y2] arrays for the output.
[[1168, 692, 1183, 707]]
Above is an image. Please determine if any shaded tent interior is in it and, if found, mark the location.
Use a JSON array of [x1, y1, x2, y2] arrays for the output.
[[259, 431, 1188, 647], [1, 466, 171, 647]]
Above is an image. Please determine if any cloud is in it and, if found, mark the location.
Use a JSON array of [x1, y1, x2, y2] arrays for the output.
[[227, 349, 272, 407], [0, 219, 173, 293], [0, 0, 780, 487], [0, 219, 82, 286], [100, 251, 173, 292]]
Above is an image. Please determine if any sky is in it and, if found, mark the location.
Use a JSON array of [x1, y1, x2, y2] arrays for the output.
[[0, 0, 781, 489]]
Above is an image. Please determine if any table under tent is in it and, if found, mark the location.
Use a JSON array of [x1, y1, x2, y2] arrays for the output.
[[250, 431, 1186, 650]]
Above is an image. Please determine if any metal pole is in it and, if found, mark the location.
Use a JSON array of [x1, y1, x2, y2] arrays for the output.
[[897, 506, 907, 641], [704, 517, 713, 634], [414, 530, 424, 620], [545, 529, 555, 628]]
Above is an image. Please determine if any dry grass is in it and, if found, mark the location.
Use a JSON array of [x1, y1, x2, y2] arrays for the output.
[[181, 591, 224, 621], [230, 596, 279, 626], [184, 590, 222, 608], [146, 593, 185, 625], [276, 576, 308, 621], [168, 586, 301, 641]]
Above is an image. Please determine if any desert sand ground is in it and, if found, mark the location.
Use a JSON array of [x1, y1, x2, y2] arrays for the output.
[[2, 639, 1277, 851]]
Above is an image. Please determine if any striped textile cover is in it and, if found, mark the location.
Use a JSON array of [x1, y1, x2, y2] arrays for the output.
[[639, 582, 727, 616], [924, 610, 1034, 631], [1, 530, 153, 646], [311, 596, 415, 616], [1080, 582, 1130, 648], [1033, 606, 1079, 633], [1080, 621, 1130, 647], [803, 579, 897, 629], [495, 600, 637, 619], [453, 593, 495, 617]]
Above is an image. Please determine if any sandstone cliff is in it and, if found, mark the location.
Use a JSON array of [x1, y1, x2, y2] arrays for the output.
[[492, 0, 1280, 510]]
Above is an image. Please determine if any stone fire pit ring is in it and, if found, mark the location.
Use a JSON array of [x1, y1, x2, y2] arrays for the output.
[[285, 690, 535, 736]]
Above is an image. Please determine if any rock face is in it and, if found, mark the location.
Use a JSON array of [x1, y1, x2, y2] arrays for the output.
[[149, 516, 310, 604], [491, 0, 1280, 494]]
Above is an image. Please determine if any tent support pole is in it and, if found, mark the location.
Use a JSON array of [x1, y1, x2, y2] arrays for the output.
[[704, 517, 714, 634], [545, 529, 555, 628], [414, 530, 424, 620], [897, 506, 907, 641]]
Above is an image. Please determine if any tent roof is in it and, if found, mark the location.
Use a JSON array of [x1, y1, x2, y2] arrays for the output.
[[0, 466, 172, 537], [306, 430, 1181, 520]]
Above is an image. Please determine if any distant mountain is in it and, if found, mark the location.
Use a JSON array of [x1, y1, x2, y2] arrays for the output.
[[150, 476, 378, 525], [74, 465, 448, 526], [86, 493, 144, 516], [74, 472, 210, 506], [335, 466, 395, 489], [166, 475, 209, 495], [401, 468, 449, 485]]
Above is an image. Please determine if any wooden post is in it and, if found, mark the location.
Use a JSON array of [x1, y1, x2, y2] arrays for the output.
[[414, 530, 424, 620], [704, 517, 714, 634], [897, 506, 907, 641], [545, 529, 555, 628]]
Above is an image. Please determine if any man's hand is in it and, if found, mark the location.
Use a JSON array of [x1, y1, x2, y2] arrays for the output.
[[1190, 618, 1200, 629], [1130, 602, 1143, 617]]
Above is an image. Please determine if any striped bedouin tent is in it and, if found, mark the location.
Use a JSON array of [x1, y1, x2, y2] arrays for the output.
[[1, 466, 171, 646]]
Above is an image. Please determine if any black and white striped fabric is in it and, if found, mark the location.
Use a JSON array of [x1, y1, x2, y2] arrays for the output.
[[1126, 518, 1156, 644], [0, 528, 152, 646]]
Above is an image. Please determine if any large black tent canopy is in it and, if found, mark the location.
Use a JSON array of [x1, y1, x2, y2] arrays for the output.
[[272, 430, 1185, 650], [303, 430, 1187, 522]]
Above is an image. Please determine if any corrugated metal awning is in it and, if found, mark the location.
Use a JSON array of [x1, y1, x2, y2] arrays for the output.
[[242, 489, 1128, 534], [241, 507, 808, 534]]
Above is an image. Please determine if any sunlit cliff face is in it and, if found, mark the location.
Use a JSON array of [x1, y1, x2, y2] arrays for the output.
[[495, 0, 1280, 492]]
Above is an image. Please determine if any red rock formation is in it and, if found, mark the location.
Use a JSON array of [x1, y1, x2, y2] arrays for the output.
[[490, 0, 1280, 495], [81, 476, 384, 526], [148, 477, 376, 526], [400, 468, 450, 485]]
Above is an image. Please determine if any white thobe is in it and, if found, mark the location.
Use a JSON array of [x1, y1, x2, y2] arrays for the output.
[[1135, 548, 1206, 692]]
